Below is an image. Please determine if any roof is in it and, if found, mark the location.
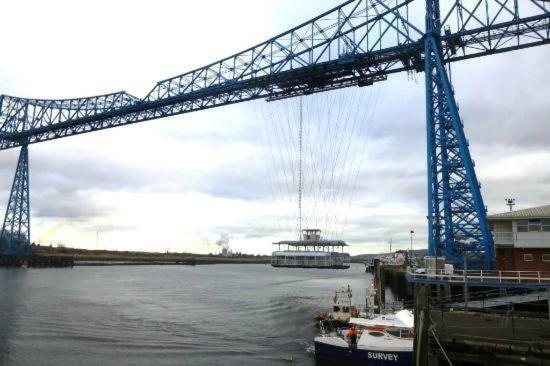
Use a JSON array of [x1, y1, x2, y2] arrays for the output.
[[273, 240, 347, 246], [488, 204, 550, 220], [350, 310, 414, 329], [272, 251, 332, 257]]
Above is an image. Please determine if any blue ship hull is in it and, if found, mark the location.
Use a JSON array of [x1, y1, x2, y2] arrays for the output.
[[314, 340, 412, 365]]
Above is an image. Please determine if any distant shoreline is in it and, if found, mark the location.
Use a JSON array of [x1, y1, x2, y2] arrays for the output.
[[75, 259, 271, 266], [30, 245, 271, 266]]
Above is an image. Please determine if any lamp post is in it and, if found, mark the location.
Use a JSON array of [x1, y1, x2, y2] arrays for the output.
[[456, 236, 470, 311], [505, 198, 515, 212], [409, 230, 414, 266]]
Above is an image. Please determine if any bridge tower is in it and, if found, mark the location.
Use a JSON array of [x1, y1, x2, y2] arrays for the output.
[[424, 0, 494, 269], [0, 145, 30, 256]]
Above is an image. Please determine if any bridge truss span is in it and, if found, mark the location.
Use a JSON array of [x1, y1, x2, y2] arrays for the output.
[[0, 92, 141, 142], [144, 0, 423, 102]]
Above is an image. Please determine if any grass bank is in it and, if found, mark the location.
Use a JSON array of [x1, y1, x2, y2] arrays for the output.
[[31, 245, 270, 265]]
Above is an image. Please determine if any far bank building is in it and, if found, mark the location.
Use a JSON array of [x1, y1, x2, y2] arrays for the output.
[[489, 204, 550, 271]]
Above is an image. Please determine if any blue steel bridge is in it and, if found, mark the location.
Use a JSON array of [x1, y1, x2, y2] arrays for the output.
[[0, 0, 548, 269]]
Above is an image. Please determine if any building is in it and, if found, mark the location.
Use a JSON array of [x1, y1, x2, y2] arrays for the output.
[[488, 204, 550, 271], [378, 250, 407, 266]]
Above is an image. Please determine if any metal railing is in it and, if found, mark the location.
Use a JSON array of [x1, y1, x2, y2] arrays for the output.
[[492, 231, 514, 244], [492, 230, 550, 245], [407, 268, 550, 286], [427, 287, 550, 318]]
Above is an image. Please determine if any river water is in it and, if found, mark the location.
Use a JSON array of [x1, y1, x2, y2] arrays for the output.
[[0, 263, 385, 366]]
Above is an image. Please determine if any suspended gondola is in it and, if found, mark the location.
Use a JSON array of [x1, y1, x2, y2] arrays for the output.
[[255, 87, 381, 269]]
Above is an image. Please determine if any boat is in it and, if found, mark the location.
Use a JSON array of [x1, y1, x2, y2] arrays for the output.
[[314, 309, 414, 365], [314, 285, 360, 326], [271, 229, 350, 269]]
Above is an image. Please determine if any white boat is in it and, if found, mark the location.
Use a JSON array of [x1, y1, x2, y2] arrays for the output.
[[315, 285, 361, 324], [314, 309, 414, 365]]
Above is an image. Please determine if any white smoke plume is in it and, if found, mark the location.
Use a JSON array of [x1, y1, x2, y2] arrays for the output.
[[215, 234, 231, 251]]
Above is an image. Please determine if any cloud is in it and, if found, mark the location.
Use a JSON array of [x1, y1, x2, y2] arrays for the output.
[[0, 0, 547, 255]]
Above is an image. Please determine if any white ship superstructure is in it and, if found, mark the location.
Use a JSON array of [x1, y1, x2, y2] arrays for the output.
[[315, 309, 414, 365], [271, 229, 350, 269]]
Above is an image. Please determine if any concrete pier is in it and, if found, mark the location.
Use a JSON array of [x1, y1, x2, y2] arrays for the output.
[[414, 283, 550, 365]]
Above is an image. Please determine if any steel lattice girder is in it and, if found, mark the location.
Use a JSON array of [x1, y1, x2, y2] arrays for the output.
[[0, 0, 547, 149], [0, 146, 30, 256], [425, 0, 494, 269]]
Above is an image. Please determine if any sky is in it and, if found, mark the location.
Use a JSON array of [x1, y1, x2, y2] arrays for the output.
[[0, 0, 548, 255]]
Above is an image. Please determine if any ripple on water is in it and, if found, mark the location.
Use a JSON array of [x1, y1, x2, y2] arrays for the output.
[[0, 264, 372, 366]]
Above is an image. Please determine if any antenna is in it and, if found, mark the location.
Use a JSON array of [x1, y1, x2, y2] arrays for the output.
[[505, 198, 516, 212]]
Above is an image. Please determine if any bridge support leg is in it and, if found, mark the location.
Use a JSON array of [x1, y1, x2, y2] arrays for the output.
[[424, 1, 494, 269], [0, 145, 30, 256]]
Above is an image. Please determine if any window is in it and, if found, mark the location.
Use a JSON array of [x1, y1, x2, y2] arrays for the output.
[[368, 332, 385, 337], [517, 219, 550, 232], [524, 254, 534, 262], [542, 254, 550, 262], [517, 220, 528, 232], [529, 219, 542, 232], [386, 328, 401, 338]]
